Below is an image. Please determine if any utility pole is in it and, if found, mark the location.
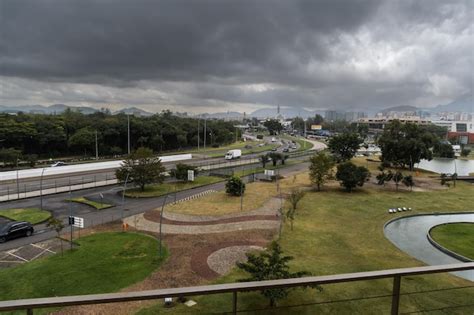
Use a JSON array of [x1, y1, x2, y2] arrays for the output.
[[127, 114, 131, 155], [95, 130, 99, 160]]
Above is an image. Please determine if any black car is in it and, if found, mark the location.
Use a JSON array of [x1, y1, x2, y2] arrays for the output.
[[0, 221, 34, 243]]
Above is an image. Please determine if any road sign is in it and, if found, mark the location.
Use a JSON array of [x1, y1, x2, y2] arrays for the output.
[[73, 216, 84, 228], [188, 170, 195, 181], [311, 124, 322, 130]]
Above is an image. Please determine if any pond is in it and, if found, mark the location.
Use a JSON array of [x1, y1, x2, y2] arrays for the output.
[[416, 158, 474, 176]]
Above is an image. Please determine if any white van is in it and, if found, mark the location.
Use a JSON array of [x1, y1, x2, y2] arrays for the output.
[[225, 149, 242, 160]]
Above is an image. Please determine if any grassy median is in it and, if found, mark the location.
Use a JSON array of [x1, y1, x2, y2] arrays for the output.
[[67, 197, 113, 210], [125, 176, 222, 198], [0, 208, 51, 224]]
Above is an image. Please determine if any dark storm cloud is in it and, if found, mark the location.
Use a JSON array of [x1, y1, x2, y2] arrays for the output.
[[0, 0, 472, 112], [0, 0, 379, 83]]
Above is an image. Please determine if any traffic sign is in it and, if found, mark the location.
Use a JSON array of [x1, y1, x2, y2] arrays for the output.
[[73, 216, 84, 228], [188, 170, 195, 181]]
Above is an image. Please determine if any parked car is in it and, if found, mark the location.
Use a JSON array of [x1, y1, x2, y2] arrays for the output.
[[0, 221, 34, 243], [50, 161, 66, 167]]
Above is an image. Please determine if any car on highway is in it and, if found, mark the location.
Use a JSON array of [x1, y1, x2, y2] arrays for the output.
[[50, 161, 66, 167], [0, 221, 34, 243], [283, 147, 289, 152]]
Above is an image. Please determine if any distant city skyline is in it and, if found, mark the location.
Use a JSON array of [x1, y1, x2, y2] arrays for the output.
[[1, 1, 472, 114]]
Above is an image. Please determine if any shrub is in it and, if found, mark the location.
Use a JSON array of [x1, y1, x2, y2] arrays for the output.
[[225, 176, 245, 196]]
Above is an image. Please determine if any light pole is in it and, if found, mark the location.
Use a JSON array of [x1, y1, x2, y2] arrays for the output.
[[203, 116, 207, 150], [127, 114, 131, 155], [121, 171, 130, 218], [197, 116, 200, 151], [95, 130, 99, 160], [40, 168, 46, 210], [158, 194, 168, 257]]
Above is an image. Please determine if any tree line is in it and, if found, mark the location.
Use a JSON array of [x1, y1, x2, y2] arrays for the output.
[[0, 109, 240, 165]]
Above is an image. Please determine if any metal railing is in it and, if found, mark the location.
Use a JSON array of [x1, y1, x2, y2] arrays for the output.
[[0, 263, 472, 314]]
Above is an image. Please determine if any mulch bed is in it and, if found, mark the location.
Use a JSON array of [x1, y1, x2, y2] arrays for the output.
[[143, 210, 279, 226]]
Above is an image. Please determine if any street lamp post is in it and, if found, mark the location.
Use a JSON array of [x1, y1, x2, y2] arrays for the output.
[[121, 171, 130, 218], [127, 114, 131, 155], [158, 194, 168, 257], [95, 130, 99, 160], [40, 168, 46, 210]]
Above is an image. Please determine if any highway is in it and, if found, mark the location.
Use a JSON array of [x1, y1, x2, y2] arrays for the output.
[[0, 136, 319, 200]]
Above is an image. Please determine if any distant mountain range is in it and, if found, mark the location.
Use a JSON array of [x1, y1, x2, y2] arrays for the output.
[[0, 104, 98, 114], [1, 95, 472, 118], [0, 104, 154, 116]]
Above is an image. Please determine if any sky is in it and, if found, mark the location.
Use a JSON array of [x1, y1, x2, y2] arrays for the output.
[[0, 0, 472, 114]]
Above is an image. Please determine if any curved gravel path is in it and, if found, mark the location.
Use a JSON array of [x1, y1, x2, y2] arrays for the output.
[[123, 197, 281, 235], [384, 212, 474, 281]]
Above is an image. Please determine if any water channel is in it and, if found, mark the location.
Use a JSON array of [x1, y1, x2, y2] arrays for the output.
[[384, 212, 474, 281]]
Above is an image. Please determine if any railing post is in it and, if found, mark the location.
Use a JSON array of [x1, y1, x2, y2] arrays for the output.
[[27, 308, 33, 315], [232, 291, 237, 314], [391, 275, 401, 315]]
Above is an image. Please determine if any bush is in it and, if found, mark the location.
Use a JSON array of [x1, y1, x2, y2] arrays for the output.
[[171, 163, 199, 181], [225, 176, 245, 196]]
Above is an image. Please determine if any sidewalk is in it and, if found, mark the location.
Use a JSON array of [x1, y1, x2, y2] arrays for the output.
[[0, 179, 118, 202]]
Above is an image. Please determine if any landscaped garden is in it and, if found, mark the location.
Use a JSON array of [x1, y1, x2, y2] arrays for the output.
[[138, 171, 474, 314], [430, 223, 474, 260], [0, 232, 167, 303], [0, 208, 51, 224]]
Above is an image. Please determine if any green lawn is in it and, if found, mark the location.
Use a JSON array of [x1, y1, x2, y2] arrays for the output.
[[0, 232, 167, 312], [125, 176, 222, 198], [68, 197, 113, 210], [430, 223, 474, 260], [0, 208, 51, 224], [138, 180, 474, 314]]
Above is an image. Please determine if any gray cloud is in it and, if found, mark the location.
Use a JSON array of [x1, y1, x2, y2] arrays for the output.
[[0, 0, 472, 113]]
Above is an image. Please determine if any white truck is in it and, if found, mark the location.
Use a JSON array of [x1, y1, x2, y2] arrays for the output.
[[225, 149, 242, 160]]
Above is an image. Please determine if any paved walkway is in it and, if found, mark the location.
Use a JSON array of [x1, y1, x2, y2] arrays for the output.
[[123, 197, 281, 234]]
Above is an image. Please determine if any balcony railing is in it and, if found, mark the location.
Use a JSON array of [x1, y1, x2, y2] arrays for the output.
[[0, 263, 472, 315]]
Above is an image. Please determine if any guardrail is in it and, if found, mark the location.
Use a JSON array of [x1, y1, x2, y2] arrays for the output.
[[0, 263, 472, 314]]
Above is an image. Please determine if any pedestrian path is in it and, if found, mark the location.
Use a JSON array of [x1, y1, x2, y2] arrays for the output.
[[123, 197, 282, 234], [0, 179, 118, 202]]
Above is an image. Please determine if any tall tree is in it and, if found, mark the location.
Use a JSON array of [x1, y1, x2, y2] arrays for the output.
[[328, 133, 362, 162], [309, 152, 335, 191], [115, 147, 166, 191], [378, 121, 437, 169], [335, 162, 370, 192], [264, 119, 283, 135]]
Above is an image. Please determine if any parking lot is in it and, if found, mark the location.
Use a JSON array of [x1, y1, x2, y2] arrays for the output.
[[0, 238, 63, 269]]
